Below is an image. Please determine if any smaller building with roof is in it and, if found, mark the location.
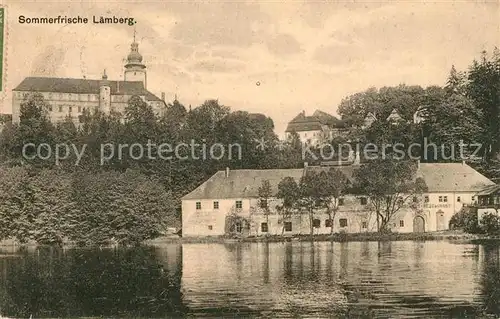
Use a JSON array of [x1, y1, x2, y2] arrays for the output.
[[285, 110, 346, 145]]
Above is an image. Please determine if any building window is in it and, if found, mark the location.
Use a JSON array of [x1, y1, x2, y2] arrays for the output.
[[338, 198, 344, 206], [196, 202, 201, 210], [261, 222, 268, 232], [58, 106, 62, 112], [339, 218, 348, 228], [48, 105, 53, 112], [68, 106, 72, 113], [360, 197, 367, 205], [399, 220, 404, 227], [362, 221, 367, 229], [235, 200, 242, 209], [260, 199, 268, 209], [284, 222, 292, 232], [235, 222, 242, 233], [313, 219, 321, 228], [325, 219, 333, 227], [424, 195, 429, 203], [443, 196, 448, 203], [208, 225, 213, 230], [413, 196, 418, 203], [213, 201, 219, 209], [472, 196, 475, 202], [457, 196, 461, 202], [439, 196, 443, 202], [78, 106, 82, 113]]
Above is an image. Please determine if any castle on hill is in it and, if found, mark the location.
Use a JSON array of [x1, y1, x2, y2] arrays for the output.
[[11, 34, 167, 124]]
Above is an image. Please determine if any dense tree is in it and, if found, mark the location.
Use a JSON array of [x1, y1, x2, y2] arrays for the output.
[[276, 176, 300, 235], [258, 179, 272, 234], [316, 169, 349, 235], [467, 49, 500, 161], [353, 158, 428, 232], [297, 171, 324, 238]]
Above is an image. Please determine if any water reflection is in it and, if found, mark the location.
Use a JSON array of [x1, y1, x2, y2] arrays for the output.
[[181, 241, 500, 318], [480, 243, 500, 315], [0, 241, 499, 318], [0, 245, 184, 318]]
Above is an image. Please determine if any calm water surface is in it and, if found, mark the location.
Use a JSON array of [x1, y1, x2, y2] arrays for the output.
[[0, 240, 499, 318]]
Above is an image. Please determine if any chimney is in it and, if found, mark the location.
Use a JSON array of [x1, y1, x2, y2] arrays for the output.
[[462, 160, 465, 165], [304, 162, 308, 168], [161, 92, 165, 101], [417, 159, 420, 169], [225, 167, 230, 178]]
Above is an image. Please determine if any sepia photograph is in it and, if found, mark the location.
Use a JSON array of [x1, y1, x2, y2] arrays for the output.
[[0, 0, 499, 318]]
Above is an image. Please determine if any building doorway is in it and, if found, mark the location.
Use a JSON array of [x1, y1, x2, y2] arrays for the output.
[[436, 210, 445, 231], [413, 216, 425, 233]]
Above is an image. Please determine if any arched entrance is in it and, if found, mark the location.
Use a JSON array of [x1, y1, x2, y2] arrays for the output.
[[436, 210, 445, 231], [413, 216, 425, 233]]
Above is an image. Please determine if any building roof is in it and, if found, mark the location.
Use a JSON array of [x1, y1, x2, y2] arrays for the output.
[[285, 110, 345, 132], [304, 165, 359, 184], [418, 162, 495, 192], [182, 169, 305, 200], [386, 109, 403, 122], [182, 162, 496, 200], [13, 77, 163, 101], [475, 184, 500, 196]]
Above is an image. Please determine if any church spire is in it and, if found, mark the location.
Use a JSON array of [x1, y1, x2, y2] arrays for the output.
[[124, 29, 147, 88]]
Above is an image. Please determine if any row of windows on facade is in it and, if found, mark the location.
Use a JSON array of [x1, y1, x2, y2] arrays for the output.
[[207, 219, 407, 233], [197, 198, 368, 210], [196, 195, 475, 210], [16, 92, 130, 102], [45, 105, 122, 114]]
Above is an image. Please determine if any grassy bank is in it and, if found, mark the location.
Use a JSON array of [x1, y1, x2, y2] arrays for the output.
[[146, 230, 491, 245], [3, 231, 497, 247]]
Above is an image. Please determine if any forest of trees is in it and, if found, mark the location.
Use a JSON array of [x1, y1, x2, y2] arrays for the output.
[[0, 49, 498, 244]]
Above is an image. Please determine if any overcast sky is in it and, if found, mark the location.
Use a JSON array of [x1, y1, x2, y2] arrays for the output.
[[0, 1, 498, 136]]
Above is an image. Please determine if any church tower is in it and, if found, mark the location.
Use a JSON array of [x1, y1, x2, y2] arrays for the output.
[[124, 30, 147, 89]]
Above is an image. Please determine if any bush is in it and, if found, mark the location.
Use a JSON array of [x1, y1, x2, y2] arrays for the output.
[[449, 207, 482, 234], [480, 212, 500, 235], [0, 166, 177, 246]]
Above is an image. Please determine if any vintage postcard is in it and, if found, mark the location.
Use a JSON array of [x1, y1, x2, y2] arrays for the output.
[[0, 1, 499, 318]]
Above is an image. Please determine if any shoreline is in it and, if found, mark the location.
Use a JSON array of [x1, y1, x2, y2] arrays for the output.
[[146, 231, 499, 245], [1, 232, 499, 248]]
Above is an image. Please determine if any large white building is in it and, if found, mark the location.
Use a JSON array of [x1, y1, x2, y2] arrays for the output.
[[181, 162, 495, 237], [11, 36, 166, 124]]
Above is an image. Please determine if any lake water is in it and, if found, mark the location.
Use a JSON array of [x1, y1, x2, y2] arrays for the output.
[[0, 240, 499, 318]]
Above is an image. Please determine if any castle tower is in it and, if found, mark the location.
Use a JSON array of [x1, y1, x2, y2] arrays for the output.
[[99, 69, 111, 113], [124, 29, 147, 89]]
